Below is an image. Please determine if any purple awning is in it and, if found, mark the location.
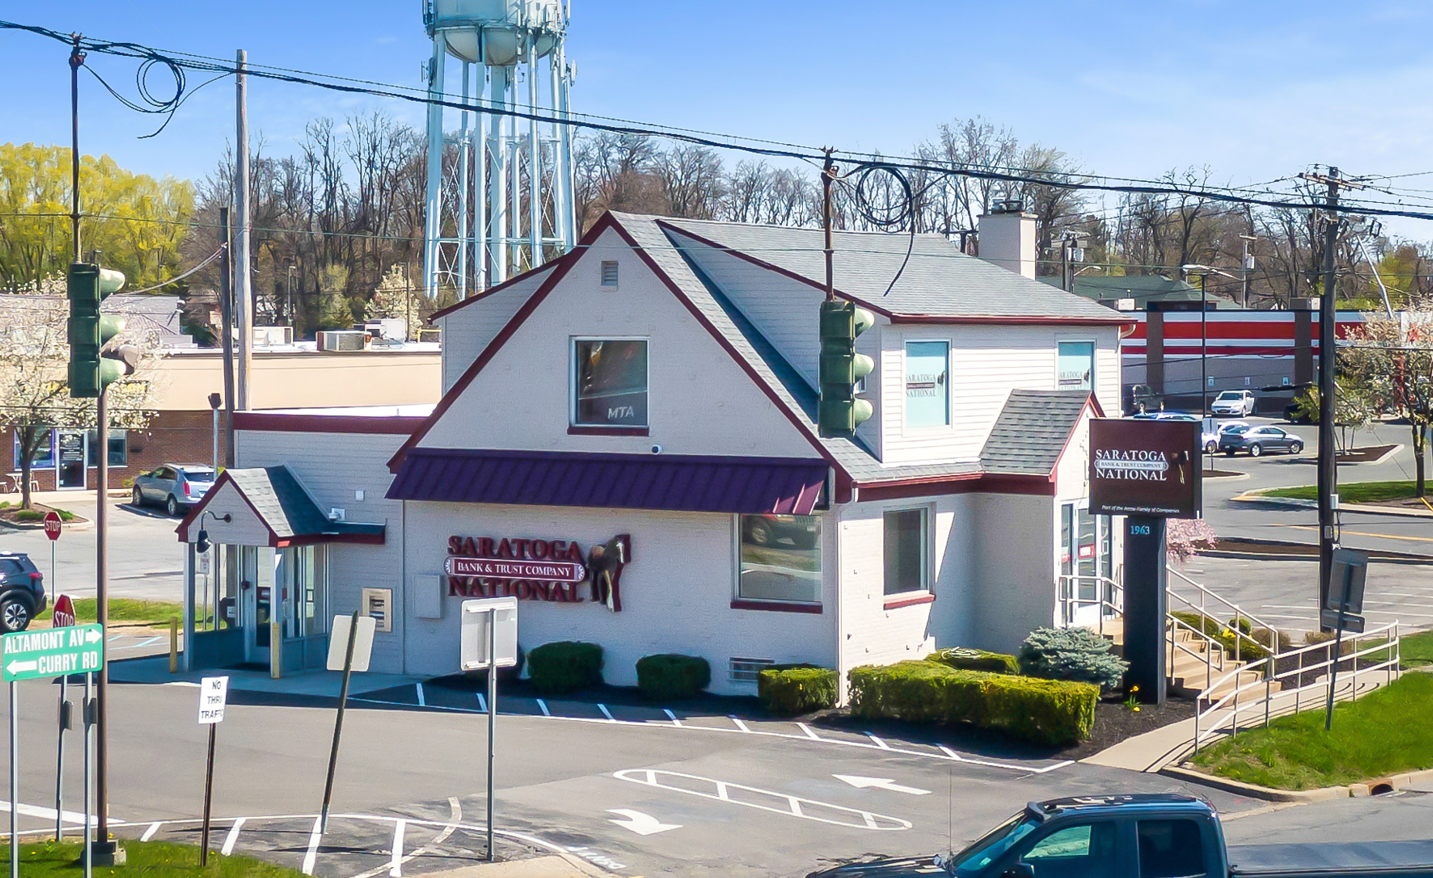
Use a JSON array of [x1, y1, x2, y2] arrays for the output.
[[387, 448, 828, 515]]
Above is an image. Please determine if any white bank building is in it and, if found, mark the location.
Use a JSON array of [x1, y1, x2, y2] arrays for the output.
[[176, 208, 1130, 695]]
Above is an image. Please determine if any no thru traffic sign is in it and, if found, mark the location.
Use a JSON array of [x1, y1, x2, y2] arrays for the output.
[[198, 676, 229, 724], [1, 625, 104, 682]]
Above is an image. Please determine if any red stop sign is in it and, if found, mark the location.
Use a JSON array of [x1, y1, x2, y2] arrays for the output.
[[43, 511, 62, 541], [52, 594, 76, 628]]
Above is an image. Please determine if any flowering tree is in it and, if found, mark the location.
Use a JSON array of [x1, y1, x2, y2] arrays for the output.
[[1341, 312, 1433, 496], [1166, 517, 1218, 565]]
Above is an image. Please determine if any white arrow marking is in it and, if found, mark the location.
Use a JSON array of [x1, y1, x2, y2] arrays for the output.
[[833, 774, 931, 796], [5, 660, 37, 676], [606, 808, 681, 836], [86, 629, 103, 644]]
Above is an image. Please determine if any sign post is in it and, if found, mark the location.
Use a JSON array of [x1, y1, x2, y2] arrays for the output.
[[461, 598, 518, 862], [2, 623, 103, 878], [51, 595, 77, 842], [1089, 418, 1202, 707], [319, 612, 376, 833], [197, 676, 229, 866]]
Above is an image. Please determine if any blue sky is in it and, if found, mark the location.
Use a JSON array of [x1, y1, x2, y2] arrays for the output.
[[4, 1, 1433, 237]]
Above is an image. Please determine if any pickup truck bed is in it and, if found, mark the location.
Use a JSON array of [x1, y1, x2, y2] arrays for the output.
[[1231, 841, 1433, 877]]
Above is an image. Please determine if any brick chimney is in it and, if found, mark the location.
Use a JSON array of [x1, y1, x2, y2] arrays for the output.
[[977, 198, 1037, 280]]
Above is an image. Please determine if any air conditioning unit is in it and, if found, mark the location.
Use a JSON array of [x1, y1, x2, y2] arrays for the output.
[[253, 326, 293, 346], [317, 330, 367, 352]]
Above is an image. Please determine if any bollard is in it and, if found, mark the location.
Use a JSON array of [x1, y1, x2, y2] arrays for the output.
[[169, 618, 179, 674]]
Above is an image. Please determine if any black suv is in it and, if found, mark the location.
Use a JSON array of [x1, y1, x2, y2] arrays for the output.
[[0, 552, 45, 632]]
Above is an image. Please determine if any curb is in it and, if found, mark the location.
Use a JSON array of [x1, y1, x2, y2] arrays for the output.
[[1231, 489, 1433, 520], [0, 517, 95, 532], [1158, 764, 1433, 803], [1199, 538, 1433, 564]]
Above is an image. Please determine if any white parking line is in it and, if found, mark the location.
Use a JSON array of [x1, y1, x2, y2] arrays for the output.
[[476, 693, 487, 713], [730, 715, 751, 733], [389, 819, 405, 877], [141, 821, 161, 841], [867, 733, 890, 750], [938, 745, 963, 761], [134, 636, 161, 648], [598, 703, 615, 722], [301, 815, 323, 874], [663, 709, 681, 727], [0, 800, 101, 824], [221, 817, 245, 856], [796, 722, 820, 740], [614, 769, 910, 831], [415, 684, 425, 707], [538, 699, 551, 717]]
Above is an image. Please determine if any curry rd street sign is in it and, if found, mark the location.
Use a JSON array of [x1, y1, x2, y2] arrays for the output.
[[1, 624, 104, 682]]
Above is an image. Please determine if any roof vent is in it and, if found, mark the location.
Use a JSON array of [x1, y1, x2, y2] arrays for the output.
[[992, 197, 1024, 214], [600, 260, 619, 289], [317, 330, 367, 352]]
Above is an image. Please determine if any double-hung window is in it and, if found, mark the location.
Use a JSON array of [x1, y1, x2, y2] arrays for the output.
[[736, 514, 822, 605], [572, 338, 648, 428], [883, 507, 930, 595]]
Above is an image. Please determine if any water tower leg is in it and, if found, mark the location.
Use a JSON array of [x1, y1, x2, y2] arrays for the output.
[[456, 61, 471, 299], [488, 65, 509, 284], [424, 35, 446, 298], [528, 35, 542, 270]]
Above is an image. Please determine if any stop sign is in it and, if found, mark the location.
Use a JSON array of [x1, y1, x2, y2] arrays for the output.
[[52, 594, 76, 628], [43, 511, 62, 541]]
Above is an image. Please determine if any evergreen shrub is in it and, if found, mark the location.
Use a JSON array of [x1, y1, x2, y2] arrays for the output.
[[1018, 627, 1129, 691], [927, 647, 1020, 675], [527, 641, 603, 694], [636, 654, 711, 701]]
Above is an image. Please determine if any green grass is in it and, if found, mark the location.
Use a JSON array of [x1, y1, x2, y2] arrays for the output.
[[1264, 481, 1428, 504], [35, 598, 187, 626], [1190, 672, 1433, 789], [1401, 629, 1433, 667], [0, 839, 304, 876]]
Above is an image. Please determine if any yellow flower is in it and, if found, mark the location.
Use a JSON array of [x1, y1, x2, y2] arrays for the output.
[[1131, 685, 1139, 692], [1133, 706, 1141, 712]]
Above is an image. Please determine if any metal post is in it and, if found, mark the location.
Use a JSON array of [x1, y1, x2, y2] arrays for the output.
[[211, 406, 219, 475], [55, 676, 68, 841], [489, 66, 509, 284], [235, 50, 252, 412], [424, 34, 446, 297], [94, 386, 117, 863], [821, 151, 835, 303], [83, 673, 92, 878], [10, 682, 17, 878], [199, 722, 217, 866], [1325, 561, 1352, 731], [218, 208, 236, 468], [457, 61, 471, 299], [528, 34, 541, 272], [1317, 170, 1341, 624], [486, 609, 497, 862], [319, 611, 360, 833], [1200, 273, 1208, 416]]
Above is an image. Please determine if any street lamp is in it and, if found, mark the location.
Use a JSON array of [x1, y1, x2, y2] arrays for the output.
[[1181, 264, 1243, 416], [286, 263, 296, 327]]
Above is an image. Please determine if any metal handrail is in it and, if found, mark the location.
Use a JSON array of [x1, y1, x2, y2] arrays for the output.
[[1056, 574, 1123, 636], [1166, 565, 1284, 662], [1192, 620, 1401, 752]]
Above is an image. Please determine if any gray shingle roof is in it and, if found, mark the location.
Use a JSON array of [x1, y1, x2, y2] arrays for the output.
[[225, 466, 384, 541], [655, 216, 1126, 322], [980, 390, 1093, 476]]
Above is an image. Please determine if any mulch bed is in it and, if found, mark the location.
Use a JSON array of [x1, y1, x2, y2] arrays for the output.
[[0, 502, 87, 527], [1063, 697, 1196, 760], [1290, 444, 1398, 464]]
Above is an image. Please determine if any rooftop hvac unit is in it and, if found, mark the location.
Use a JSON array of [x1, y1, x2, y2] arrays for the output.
[[317, 330, 367, 352], [253, 326, 293, 346]]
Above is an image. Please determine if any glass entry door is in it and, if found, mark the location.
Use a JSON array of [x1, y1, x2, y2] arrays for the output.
[[239, 547, 275, 665], [56, 431, 86, 489], [1064, 504, 1114, 627]]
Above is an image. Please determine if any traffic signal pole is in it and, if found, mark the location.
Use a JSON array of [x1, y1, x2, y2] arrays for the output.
[[822, 149, 835, 304]]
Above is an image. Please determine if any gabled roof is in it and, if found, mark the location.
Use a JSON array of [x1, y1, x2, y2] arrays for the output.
[[176, 466, 384, 547], [659, 216, 1129, 324], [980, 390, 1101, 476], [427, 261, 559, 322]]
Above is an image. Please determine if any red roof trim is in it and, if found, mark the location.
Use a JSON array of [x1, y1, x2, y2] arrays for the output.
[[276, 531, 385, 548], [235, 412, 426, 436], [888, 314, 1134, 327], [426, 260, 560, 322], [855, 472, 1054, 501], [385, 215, 600, 472]]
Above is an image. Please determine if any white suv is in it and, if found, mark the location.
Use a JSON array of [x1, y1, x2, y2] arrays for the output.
[[1211, 390, 1256, 417]]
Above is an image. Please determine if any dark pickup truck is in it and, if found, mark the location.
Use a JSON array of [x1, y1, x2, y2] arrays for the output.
[[916, 794, 1433, 878]]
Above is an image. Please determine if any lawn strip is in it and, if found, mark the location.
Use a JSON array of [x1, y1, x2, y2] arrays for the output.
[[0, 839, 305, 877]]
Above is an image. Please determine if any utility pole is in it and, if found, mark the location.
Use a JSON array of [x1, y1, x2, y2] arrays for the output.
[[821, 149, 835, 303], [235, 49, 252, 411], [1299, 167, 1363, 626], [219, 208, 236, 468], [69, 38, 84, 262]]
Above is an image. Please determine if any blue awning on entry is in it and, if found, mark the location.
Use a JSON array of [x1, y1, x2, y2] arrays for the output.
[[386, 448, 828, 515]]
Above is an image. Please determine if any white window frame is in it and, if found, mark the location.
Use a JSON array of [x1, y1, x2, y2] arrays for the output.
[[882, 504, 932, 596], [1056, 339, 1097, 395], [570, 336, 651, 428], [731, 513, 824, 606], [902, 339, 951, 430]]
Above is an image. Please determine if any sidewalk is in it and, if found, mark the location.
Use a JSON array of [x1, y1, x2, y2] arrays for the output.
[[1232, 488, 1433, 520], [109, 654, 427, 699], [427, 856, 609, 877]]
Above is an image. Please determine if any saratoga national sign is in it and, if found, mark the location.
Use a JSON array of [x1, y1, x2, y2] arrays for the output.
[[445, 534, 632, 612]]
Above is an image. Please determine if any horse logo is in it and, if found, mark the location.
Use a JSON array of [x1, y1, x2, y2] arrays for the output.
[[587, 534, 632, 612]]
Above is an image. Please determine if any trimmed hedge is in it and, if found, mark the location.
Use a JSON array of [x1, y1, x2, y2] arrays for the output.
[[636, 654, 711, 701], [848, 661, 1096, 746], [927, 647, 1020, 675], [527, 641, 603, 695], [758, 665, 838, 716], [1018, 627, 1128, 691]]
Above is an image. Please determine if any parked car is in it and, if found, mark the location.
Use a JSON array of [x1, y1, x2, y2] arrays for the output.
[[742, 514, 819, 549], [1202, 419, 1250, 454], [1211, 389, 1257, 417], [1218, 425, 1304, 457], [0, 551, 45, 633], [930, 794, 1433, 878], [132, 464, 217, 516], [1132, 411, 1197, 421], [1125, 383, 1163, 415]]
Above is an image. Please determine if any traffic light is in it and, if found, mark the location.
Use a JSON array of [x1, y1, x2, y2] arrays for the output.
[[818, 299, 875, 437], [67, 262, 128, 398]]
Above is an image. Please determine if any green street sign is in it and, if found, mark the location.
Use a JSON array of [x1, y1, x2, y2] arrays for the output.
[[2, 624, 105, 682]]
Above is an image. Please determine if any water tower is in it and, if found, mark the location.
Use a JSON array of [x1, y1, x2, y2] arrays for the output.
[[422, 0, 577, 297]]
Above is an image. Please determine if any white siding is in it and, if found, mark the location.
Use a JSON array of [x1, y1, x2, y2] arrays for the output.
[[835, 494, 975, 697], [401, 502, 838, 695], [969, 492, 1057, 653], [181, 481, 271, 546], [435, 265, 554, 395], [234, 429, 409, 673], [879, 324, 1121, 465], [418, 227, 818, 460]]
